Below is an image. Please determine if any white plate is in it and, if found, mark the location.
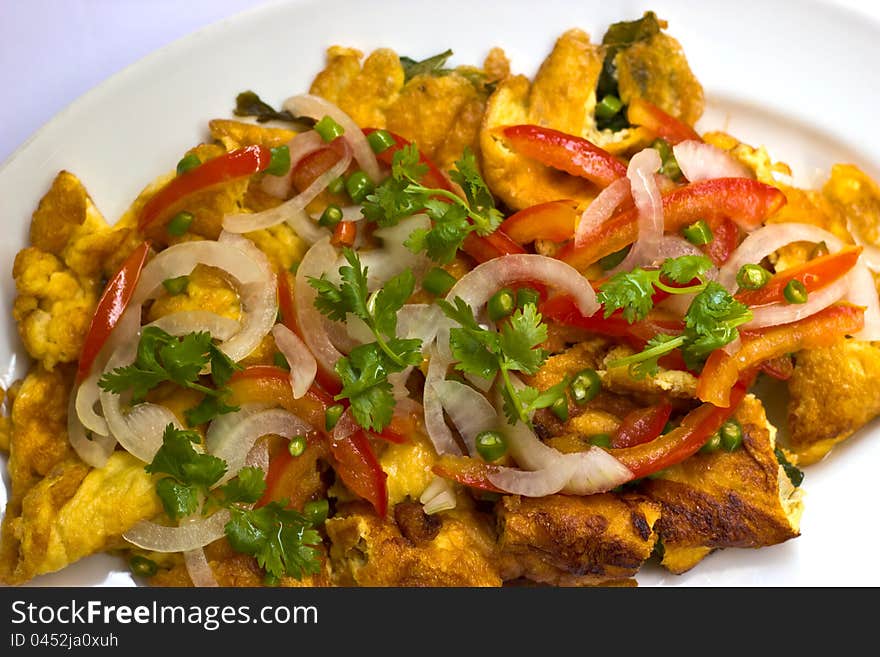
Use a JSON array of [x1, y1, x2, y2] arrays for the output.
[[3, 0, 879, 587]]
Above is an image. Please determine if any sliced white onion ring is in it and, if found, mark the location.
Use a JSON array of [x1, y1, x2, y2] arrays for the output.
[[847, 216, 880, 272], [295, 238, 344, 384], [75, 372, 109, 437], [673, 140, 753, 182], [846, 262, 880, 340], [133, 240, 265, 304], [487, 462, 574, 497], [272, 324, 317, 398], [123, 510, 231, 552], [184, 547, 219, 587], [745, 270, 853, 329], [423, 346, 461, 456], [223, 139, 352, 233], [68, 389, 116, 468], [431, 380, 497, 456], [613, 148, 663, 273], [357, 214, 432, 290], [445, 254, 599, 317], [283, 94, 382, 183], [719, 223, 844, 291], [208, 407, 314, 485], [261, 130, 325, 199], [147, 311, 240, 341], [574, 177, 631, 248]]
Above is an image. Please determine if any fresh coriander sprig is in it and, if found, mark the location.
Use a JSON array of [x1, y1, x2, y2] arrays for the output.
[[97, 326, 242, 425], [597, 254, 715, 322], [145, 424, 323, 582], [607, 281, 753, 377], [437, 298, 565, 425], [362, 145, 503, 263], [308, 248, 422, 431]]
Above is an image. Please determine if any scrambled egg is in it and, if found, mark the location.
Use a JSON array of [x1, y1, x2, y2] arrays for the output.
[[310, 44, 507, 172], [12, 172, 133, 371], [480, 24, 702, 211], [640, 395, 803, 574]]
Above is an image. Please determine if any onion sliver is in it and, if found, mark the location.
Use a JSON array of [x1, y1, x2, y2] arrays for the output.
[[261, 130, 325, 199], [147, 311, 239, 341], [423, 346, 461, 455], [745, 270, 853, 329], [75, 372, 109, 437], [68, 390, 116, 468], [563, 447, 635, 495], [847, 263, 880, 340], [431, 380, 497, 456], [272, 324, 317, 398], [123, 510, 231, 552], [208, 407, 314, 485], [673, 140, 753, 182], [216, 233, 278, 364], [487, 463, 574, 497], [133, 240, 265, 304], [286, 207, 332, 244], [574, 177, 631, 248], [184, 547, 219, 587], [719, 223, 844, 291], [847, 217, 880, 272], [445, 254, 599, 318], [223, 140, 352, 233], [295, 238, 345, 383], [283, 94, 382, 184], [613, 148, 663, 272]]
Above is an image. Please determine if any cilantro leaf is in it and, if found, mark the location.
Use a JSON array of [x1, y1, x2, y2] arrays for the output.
[[597, 268, 657, 322], [440, 296, 552, 425], [224, 501, 323, 580], [185, 394, 240, 427], [146, 424, 227, 520], [209, 344, 241, 387], [310, 251, 424, 432], [448, 148, 503, 235], [362, 143, 502, 263], [372, 270, 415, 338], [155, 478, 200, 521], [219, 466, 267, 506], [680, 282, 752, 369], [659, 255, 714, 285], [499, 304, 548, 375], [98, 326, 240, 422]]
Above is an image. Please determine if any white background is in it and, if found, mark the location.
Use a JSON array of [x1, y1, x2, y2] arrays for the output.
[[1, 0, 879, 163]]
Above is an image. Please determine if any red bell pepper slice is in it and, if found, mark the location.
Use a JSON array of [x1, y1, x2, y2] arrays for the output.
[[609, 383, 748, 479], [540, 294, 683, 343], [626, 98, 701, 145], [432, 455, 504, 493], [290, 136, 349, 191], [460, 229, 527, 263], [502, 125, 627, 188], [557, 178, 787, 271], [138, 145, 272, 232], [703, 218, 740, 266], [76, 241, 151, 383], [735, 246, 862, 307], [697, 303, 865, 406], [499, 200, 579, 244], [330, 220, 357, 248], [611, 402, 673, 449], [255, 433, 328, 509]]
